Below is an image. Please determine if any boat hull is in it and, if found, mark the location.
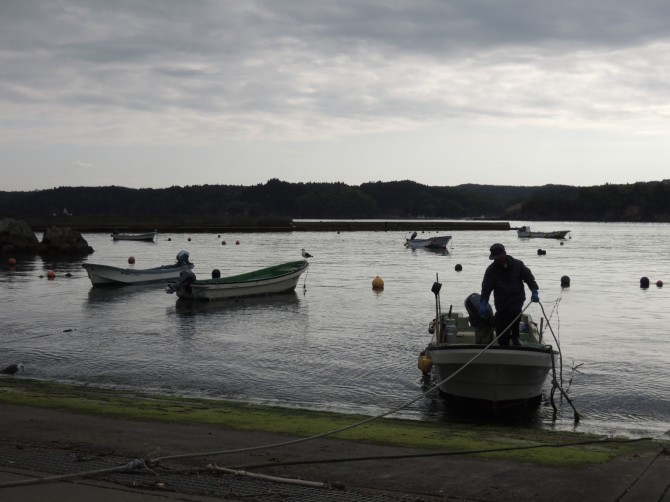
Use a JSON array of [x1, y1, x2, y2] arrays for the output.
[[405, 236, 452, 249], [83, 263, 194, 286], [176, 260, 309, 301], [425, 345, 554, 404], [111, 231, 157, 242], [517, 230, 570, 239]]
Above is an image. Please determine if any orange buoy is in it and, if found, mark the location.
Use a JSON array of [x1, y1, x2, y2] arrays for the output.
[[372, 276, 384, 290], [128, 256, 135, 264], [47, 270, 56, 279], [657, 280, 663, 288], [8, 258, 16, 266], [417, 354, 433, 373]]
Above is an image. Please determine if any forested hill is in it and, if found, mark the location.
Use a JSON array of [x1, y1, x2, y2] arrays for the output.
[[2, 179, 670, 222]]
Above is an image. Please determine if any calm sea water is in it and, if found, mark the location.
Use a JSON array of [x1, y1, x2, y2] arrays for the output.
[[1, 221, 668, 439]]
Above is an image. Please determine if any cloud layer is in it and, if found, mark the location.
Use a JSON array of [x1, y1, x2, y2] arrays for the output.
[[2, 1, 670, 188]]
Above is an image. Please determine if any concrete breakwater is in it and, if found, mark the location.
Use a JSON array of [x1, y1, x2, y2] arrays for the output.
[[22, 215, 510, 232], [293, 220, 510, 231]]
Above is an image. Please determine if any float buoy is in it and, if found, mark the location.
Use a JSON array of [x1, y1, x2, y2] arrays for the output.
[[65, 272, 72, 277], [235, 240, 240, 245], [222, 241, 226, 245], [168, 237, 172, 241], [8, 258, 16, 266], [455, 264, 462, 272], [561, 275, 570, 288], [47, 270, 56, 279], [188, 237, 191, 241], [372, 276, 384, 290], [212, 269, 221, 278], [640, 277, 650, 289], [128, 256, 135, 264], [657, 280, 663, 288], [417, 354, 433, 373]]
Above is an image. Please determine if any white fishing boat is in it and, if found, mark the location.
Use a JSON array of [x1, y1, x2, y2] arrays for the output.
[[404, 232, 452, 249], [418, 282, 556, 412], [83, 251, 193, 287], [517, 226, 570, 239], [166, 259, 309, 301], [111, 230, 157, 242]]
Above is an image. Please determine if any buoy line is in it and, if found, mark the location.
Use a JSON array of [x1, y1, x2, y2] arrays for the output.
[[0, 293, 580, 490]]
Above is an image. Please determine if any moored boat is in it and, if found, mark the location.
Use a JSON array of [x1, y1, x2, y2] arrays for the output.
[[166, 259, 309, 301], [83, 251, 193, 287], [418, 282, 556, 413], [517, 226, 570, 239], [111, 230, 157, 242], [404, 232, 452, 249]]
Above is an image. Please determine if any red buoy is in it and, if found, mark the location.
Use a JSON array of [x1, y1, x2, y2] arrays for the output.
[[8, 258, 16, 266], [128, 256, 135, 264], [47, 270, 56, 279]]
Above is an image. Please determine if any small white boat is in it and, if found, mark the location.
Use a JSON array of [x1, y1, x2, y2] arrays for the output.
[[418, 284, 556, 413], [404, 232, 452, 249], [166, 259, 309, 301], [83, 251, 193, 287], [111, 230, 157, 242], [517, 226, 570, 239]]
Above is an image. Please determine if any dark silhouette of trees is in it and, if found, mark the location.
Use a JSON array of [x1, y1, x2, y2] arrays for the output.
[[2, 179, 670, 222]]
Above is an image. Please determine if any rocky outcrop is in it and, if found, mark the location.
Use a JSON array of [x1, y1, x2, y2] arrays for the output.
[[40, 226, 94, 256], [0, 218, 94, 256], [0, 218, 40, 255]]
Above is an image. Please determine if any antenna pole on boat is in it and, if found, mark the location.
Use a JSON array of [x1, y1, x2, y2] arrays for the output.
[[431, 274, 442, 342]]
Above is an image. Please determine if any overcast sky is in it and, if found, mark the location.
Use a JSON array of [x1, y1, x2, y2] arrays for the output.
[[2, 1, 670, 191]]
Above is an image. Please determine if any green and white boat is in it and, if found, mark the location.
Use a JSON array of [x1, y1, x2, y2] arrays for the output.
[[166, 260, 309, 301]]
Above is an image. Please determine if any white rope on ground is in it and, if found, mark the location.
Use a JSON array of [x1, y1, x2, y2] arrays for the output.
[[0, 458, 155, 489], [207, 463, 330, 488]]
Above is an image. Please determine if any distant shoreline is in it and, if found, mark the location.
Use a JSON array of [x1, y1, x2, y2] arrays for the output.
[[21, 215, 512, 233]]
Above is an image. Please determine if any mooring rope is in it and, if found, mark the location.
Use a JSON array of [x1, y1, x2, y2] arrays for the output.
[[151, 300, 537, 464], [0, 292, 578, 489]]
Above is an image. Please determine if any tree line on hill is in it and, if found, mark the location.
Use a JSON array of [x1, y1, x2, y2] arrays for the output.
[[1, 178, 670, 222]]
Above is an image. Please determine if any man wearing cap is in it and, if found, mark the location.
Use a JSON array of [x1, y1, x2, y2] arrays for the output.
[[480, 243, 539, 346]]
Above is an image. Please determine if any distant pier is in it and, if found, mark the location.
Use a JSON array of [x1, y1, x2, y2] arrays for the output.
[[292, 220, 510, 232]]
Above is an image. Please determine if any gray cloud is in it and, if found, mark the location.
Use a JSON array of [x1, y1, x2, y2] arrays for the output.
[[2, 1, 670, 188]]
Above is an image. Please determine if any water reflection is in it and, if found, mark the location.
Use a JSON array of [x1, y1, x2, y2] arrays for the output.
[[86, 284, 166, 304], [171, 291, 301, 317]]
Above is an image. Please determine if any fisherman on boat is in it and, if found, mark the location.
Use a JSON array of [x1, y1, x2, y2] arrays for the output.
[[479, 243, 539, 347]]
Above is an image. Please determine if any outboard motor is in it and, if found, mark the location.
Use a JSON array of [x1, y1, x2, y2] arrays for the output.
[[175, 250, 191, 266], [464, 293, 495, 344], [165, 270, 197, 294]]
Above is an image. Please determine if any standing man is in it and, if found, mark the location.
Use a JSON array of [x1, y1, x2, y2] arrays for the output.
[[479, 243, 539, 346]]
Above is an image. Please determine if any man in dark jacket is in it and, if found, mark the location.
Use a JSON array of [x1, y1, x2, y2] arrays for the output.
[[479, 243, 539, 346]]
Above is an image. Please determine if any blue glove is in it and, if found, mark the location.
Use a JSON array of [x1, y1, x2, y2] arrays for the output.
[[479, 300, 489, 317], [531, 289, 539, 302]]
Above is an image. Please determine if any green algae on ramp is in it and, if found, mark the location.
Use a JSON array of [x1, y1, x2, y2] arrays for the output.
[[0, 378, 656, 467]]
